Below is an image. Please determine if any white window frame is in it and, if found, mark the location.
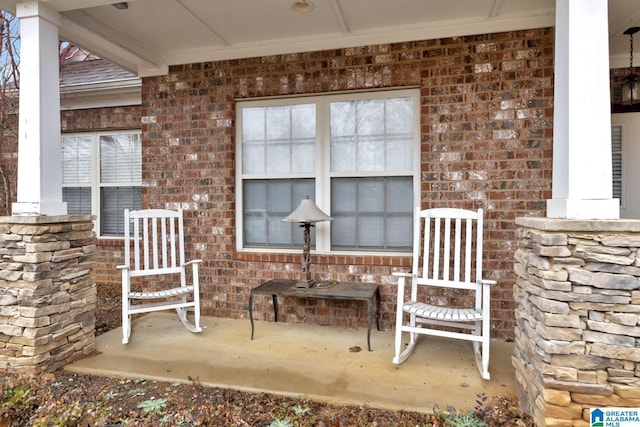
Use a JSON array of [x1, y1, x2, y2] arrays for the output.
[[62, 129, 142, 237], [235, 88, 421, 255]]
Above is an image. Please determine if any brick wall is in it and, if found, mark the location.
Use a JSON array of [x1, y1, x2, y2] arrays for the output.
[[139, 28, 555, 337], [61, 106, 141, 132]]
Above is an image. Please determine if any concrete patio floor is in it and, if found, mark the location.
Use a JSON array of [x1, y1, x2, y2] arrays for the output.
[[66, 313, 517, 413]]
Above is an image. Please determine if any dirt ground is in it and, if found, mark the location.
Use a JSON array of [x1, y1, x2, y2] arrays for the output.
[[1, 282, 532, 426]]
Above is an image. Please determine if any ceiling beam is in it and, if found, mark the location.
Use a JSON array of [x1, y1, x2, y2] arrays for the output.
[[41, 0, 139, 12], [489, 0, 503, 19], [329, 0, 349, 34], [175, 0, 229, 46]]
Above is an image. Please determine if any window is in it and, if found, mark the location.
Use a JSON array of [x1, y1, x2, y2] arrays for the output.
[[62, 131, 142, 236], [237, 89, 420, 253], [611, 125, 623, 206]]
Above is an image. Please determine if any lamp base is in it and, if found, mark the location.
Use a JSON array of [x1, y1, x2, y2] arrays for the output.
[[296, 278, 316, 288]]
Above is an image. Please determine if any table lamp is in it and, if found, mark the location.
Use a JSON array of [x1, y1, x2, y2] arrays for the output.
[[282, 197, 332, 288]]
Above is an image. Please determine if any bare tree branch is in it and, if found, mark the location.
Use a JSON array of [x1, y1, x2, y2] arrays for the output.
[[0, 11, 19, 215]]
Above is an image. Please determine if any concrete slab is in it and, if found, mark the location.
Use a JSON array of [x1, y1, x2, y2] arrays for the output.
[[66, 313, 516, 412]]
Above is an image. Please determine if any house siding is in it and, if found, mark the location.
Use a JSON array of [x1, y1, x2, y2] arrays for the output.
[[136, 28, 555, 338]]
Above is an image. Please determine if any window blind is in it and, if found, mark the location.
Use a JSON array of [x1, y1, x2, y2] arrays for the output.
[[611, 125, 623, 205]]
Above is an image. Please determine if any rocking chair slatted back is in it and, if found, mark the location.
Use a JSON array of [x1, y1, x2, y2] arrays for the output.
[[126, 209, 184, 276], [417, 207, 480, 289]]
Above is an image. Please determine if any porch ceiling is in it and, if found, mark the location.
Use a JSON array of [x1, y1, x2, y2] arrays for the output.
[[1, 0, 639, 77]]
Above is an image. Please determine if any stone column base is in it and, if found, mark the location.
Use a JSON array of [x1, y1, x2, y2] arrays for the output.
[[0, 215, 96, 373], [514, 217, 640, 426]]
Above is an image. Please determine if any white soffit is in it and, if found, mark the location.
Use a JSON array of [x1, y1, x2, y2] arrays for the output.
[[2, 0, 639, 76]]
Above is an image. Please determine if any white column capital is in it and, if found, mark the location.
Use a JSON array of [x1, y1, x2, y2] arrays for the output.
[[16, 2, 62, 26]]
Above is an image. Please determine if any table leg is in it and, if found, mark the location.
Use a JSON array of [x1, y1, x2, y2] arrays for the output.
[[249, 291, 255, 340], [272, 294, 278, 322], [367, 296, 373, 351], [375, 287, 381, 331]]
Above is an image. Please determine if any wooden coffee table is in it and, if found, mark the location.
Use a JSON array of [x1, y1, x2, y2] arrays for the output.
[[249, 279, 381, 351]]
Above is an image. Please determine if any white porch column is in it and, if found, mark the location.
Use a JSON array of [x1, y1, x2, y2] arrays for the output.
[[547, 0, 619, 219], [13, 2, 66, 216]]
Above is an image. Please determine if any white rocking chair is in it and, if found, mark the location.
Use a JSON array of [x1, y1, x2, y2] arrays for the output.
[[392, 207, 496, 380], [117, 208, 202, 344]]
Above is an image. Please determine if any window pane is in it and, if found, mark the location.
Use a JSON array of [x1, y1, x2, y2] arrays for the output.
[[387, 216, 413, 247], [386, 135, 413, 171], [358, 216, 384, 247], [101, 186, 142, 235], [330, 102, 356, 136], [292, 141, 315, 173], [63, 187, 91, 215], [330, 135, 356, 172], [243, 141, 266, 174], [330, 97, 414, 173], [386, 98, 414, 134], [62, 136, 92, 185], [332, 179, 356, 211], [243, 179, 314, 248], [387, 178, 414, 212], [358, 178, 385, 212], [243, 104, 315, 175], [357, 99, 385, 136], [100, 134, 142, 184], [291, 104, 315, 139], [331, 177, 412, 251], [242, 107, 267, 174], [266, 141, 291, 174], [244, 181, 267, 212], [331, 216, 356, 247], [358, 135, 385, 172], [242, 107, 266, 142]]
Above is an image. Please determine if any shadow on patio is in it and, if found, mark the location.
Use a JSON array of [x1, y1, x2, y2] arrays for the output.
[[66, 313, 516, 412]]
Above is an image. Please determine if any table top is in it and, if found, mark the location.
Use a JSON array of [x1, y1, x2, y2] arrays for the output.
[[252, 279, 378, 300]]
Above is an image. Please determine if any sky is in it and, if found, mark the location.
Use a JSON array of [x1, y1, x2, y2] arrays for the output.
[[0, 10, 20, 84]]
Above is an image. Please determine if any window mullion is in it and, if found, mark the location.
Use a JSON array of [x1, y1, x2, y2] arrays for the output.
[[316, 97, 330, 254]]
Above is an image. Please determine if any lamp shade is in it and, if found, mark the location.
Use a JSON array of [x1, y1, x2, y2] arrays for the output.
[[282, 197, 332, 224]]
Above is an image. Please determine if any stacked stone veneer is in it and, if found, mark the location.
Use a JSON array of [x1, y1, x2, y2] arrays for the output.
[[0, 215, 96, 373], [513, 217, 640, 426]]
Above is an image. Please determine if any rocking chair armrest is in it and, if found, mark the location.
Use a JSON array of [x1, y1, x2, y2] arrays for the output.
[[392, 272, 414, 278], [116, 264, 129, 270], [480, 279, 497, 286], [183, 259, 203, 267]]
